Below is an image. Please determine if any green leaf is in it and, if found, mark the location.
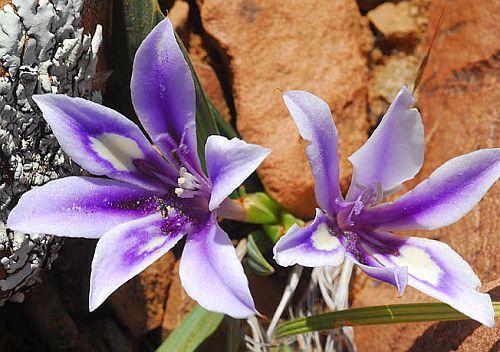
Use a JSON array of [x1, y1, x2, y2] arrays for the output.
[[122, 0, 165, 66], [157, 304, 224, 352], [274, 302, 500, 339], [110, 0, 165, 121], [270, 347, 294, 352], [208, 97, 238, 139], [247, 232, 275, 275], [225, 317, 241, 352]]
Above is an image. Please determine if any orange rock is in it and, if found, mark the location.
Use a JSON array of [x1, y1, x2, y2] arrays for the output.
[[353, 278, 500, 352], [109, 252, 176, 338], [193, 60, 232, 123], [367, 1, 418, 41], [170, 0, 190, 44], [352, 0, 500, 350], [161, 259, 196, 338], [199, 0, 369, 218]]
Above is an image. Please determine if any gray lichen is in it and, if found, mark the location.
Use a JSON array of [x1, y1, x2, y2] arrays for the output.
[[0, 0, 102, 304]]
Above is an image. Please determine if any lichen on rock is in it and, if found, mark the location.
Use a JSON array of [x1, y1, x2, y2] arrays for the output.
[[0, 0, 102, 305]]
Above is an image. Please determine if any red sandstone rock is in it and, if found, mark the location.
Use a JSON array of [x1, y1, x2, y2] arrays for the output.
[[193, 59, 232, 122], [353, 279, 500, 352], [352, 1, 500, 350], [161, 260, 196, 338], [199, 0, 369, 218], [367, 1, 418, 41], [170, 0, 190, 45], [110, 252, 176, 338]]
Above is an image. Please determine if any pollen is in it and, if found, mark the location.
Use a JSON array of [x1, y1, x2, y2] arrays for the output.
[[175, 188, 184, 196]]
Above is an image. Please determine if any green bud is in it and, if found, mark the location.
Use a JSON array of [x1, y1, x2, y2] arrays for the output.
[[242, 192, 281, 224], [262, 224, 283, 244], [281, 212, 305, 232]]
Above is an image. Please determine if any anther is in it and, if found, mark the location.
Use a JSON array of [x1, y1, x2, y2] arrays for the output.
[[175, 188, 184, 196]]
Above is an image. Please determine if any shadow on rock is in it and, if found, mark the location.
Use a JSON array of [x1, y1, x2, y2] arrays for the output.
[[409, 285, 499, 352]]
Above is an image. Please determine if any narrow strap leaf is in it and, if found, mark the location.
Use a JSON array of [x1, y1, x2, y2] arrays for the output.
[[247, 232, 275, 275], [157, 304, 224, 352], [274, 302, 500, 339]]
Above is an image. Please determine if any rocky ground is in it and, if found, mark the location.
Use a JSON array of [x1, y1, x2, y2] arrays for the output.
[[0, 0, 498, 351]]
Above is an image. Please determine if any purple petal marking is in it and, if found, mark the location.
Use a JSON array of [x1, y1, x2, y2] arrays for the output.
[[131, 18, 201, 174], [7, 176, 161, 239], [346, 86, 424, 201], [273, 209, 346, 267], [355, 149, 500, 231], [89, 211, 191, 311], [283, 90, 342, 216], [341, 230, 409, 295], [353, 259, 408, 296], [205, 135, 270, 211], [179, 214, 256, 318], [32, 94, 176, 192], [361, 231, 494, 327]]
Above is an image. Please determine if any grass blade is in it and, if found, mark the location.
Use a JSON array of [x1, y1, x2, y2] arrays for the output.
[[157, 304, 224, 352], [274, 302, 500, 339]]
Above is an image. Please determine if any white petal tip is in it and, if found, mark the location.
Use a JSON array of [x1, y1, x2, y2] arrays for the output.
[[208, 201, 217, 212], [89, 294, 106, 312], [88, 301, 98, 312], [484, 319, 495, 328]]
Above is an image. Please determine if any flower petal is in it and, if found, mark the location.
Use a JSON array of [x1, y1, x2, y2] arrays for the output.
[[7, 176, 161, 239], [32, 94, 176, 191], [356, 149, 500, 231], [346, 86, 424, 201], [363, 231, 494, 327], [205, 135, 270, 211], [179, 214, 256, 318], [352, 259, 408, 296], [273, 209, 346, 267], [131, 18, 200, 173], [283, 90, 342, 216], [339, 230, 408, 295], [89, 211, 191, 311]]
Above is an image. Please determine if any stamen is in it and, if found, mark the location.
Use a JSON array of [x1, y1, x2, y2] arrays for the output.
[[354, 181, 384, 206], [337, 192, 368, 230], [355, 183, 367, 191], [175, 188, 184, 196], [177, 167, 200, 190], [175, 167, 202, 199], [375, 182, 383, 204]]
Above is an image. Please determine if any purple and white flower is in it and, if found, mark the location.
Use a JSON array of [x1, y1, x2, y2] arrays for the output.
[[7, 18, 270, 318], [273, 87, 499, 326]]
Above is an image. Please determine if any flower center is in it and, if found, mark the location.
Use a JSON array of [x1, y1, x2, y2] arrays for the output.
[[337, 182, 383, 230], [174, 167, 202, 199]]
